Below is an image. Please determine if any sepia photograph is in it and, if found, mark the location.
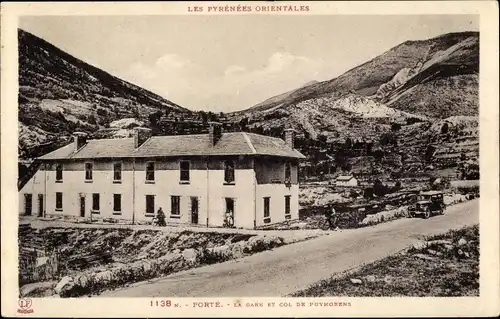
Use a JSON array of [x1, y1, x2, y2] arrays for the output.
[[2, 1, 499, 318]]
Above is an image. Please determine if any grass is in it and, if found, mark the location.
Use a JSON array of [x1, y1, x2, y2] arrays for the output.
[[292, 224, 479, 297]]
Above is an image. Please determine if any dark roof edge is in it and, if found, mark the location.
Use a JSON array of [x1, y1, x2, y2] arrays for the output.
[[38, 153, 307, 161]]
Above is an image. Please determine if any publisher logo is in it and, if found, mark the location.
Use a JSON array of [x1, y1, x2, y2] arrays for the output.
[[17, 298, 34, 314]]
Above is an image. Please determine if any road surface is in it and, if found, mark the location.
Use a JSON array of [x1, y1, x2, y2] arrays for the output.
[[101, 199, 479, 297]]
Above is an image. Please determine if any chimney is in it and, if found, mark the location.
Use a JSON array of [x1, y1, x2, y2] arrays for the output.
[[133, 127, 152, 148], [208, 122, 223, 146], [73, 132, 88, 152], [284, 128, 296, 149]]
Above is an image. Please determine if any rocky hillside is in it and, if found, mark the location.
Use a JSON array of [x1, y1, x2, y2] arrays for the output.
[[228, 31, 479, 180], [18, 29, 191, 158], [234, 32, 478, 119]]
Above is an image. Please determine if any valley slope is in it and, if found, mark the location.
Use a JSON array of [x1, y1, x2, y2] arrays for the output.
[[18, 29, 190, 158]]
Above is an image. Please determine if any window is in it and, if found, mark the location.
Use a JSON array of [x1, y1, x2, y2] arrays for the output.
[[285, 195, 291, 219], [113, 194, 121, 214], [113, 163, 122, 182], [224, 160, 235, 184], [56, 164, 63, 182], [171, 196, 181, 217], [145, 195, 155, 216], [180, 161, 190, 182], [85, 162, 93, 181], [263, 197, 271, 224], [55, 192, 63, 211], [92, 193, 100, 212], [285, 162, 292, 181], [146, 162, 155, 182], [24, 194, 32, 215]]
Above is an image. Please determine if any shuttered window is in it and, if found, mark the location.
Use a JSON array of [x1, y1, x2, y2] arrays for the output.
[[113, 194, 121, 213]]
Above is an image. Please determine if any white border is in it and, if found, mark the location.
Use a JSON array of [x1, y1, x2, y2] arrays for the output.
[[1, 1, 499, 317]]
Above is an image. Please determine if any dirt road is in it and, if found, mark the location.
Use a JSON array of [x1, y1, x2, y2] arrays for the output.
[[101, 199, 479, 297]]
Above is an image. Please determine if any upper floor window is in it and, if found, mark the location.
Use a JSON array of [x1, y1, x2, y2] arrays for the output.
[[146, 162, 155, 182], [180, 161, 190, 183], [285, 162, 292, 181], [85, 162, 93, 181], [224, 160, 235, 184], [113, 163, 122, 182], [56, 164, 63, 182]]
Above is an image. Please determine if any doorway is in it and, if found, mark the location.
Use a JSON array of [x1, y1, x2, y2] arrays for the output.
[[24, 194, 32, 216], [80, 195, 85, 217], [224, 198, 235, 227], [190, 197, 199, 224], [37, 194, 44, 217]]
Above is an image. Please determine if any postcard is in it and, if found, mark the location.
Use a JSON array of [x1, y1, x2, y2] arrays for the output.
[[1, 1, 499, 317]]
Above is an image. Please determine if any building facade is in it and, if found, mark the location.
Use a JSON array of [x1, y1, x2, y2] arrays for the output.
[[335, 175, 358, 187], [19, 125, 305, 229]]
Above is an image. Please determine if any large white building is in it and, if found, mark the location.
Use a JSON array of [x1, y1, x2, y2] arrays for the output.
[[19, 124, 305, 229]]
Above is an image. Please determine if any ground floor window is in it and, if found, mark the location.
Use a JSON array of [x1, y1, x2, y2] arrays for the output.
[[263, 197, 271, 224], [113, 194, 121, 214], [92, 193, 100, 213], [24, 194, 32, 215], [55, 192, 63, 211], [285, 195, 291, 219], [171, 196, 181, 218], [146, 195, 155, 216]]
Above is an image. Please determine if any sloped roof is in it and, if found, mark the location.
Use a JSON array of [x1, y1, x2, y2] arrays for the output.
[[39, 132, 306, 160], [336, 175, 355, 181]]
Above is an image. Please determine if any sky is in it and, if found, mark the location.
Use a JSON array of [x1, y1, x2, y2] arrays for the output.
[[20, 15, 478, 112]]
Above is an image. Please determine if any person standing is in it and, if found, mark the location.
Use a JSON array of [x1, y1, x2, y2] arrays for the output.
[[327, 206, 338, 230], [156, 207, 166, 227]]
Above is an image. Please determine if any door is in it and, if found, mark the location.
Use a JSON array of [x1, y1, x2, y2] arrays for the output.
[[224, 198, 235, 227], [190, 197, 199, 224], [80, 196, 85, 217], [24, 194, 32, 216], [37, 194, 44, 217]]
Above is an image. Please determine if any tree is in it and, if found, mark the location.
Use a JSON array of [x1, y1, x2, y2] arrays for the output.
[[148, 111, 162, 127], [441, 123, 449, 134], [318, 134, 328, 145], [344, 137, 352, 149], [364, 187, 374, 199], [391, 123, 402, 132], [424, 145, 436, 163]]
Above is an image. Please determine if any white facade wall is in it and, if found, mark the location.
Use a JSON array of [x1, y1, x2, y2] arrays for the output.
[[19, 169, 47, 216], [19, 157, 301, 229], [45, 169, 134, 220], [206, 169, 256, 229], [255, 184, 299, 226]]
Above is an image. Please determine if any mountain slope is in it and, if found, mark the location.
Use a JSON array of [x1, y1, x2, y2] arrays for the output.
[[18, 29, 191, 158], [236, 31, 478, 119], [227, 31, 479, 179]]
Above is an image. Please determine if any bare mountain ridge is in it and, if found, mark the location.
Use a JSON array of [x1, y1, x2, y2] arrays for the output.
[[227, 31, 479, 179], [235, 31, 478, 119], [18, 29, 190, 158]]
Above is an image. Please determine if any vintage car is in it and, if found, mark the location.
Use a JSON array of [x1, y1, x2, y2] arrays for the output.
[[408, 190, 446, 219]]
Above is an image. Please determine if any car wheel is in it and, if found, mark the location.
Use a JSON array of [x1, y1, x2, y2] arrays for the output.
[[423, 208, 431, 219]]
